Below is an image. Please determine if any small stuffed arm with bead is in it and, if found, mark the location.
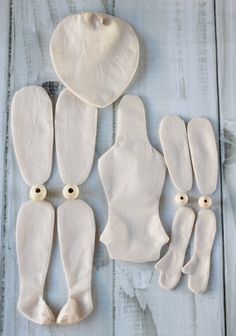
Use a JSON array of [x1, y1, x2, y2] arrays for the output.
[[182, 118, 218, 294], [155, 115, 195, 290], [11, 86, 55, 325]]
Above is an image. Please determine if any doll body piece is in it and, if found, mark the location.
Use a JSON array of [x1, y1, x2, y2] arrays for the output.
[[156, 115, 194, 289], [156, 207, 195, 289], [182, 209, 216, 293], [57, 200, 95, 324], [11, 86, 55, 324], [16, 201, 55, 324], [99, 95, 169, 263], [187, 118, 218, 195], [159, 115, 193, 192], [55, 89, 97, 324], [11, 86, 53, 186]]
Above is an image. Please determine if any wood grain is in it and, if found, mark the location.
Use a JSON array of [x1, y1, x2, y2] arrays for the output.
[[216, 0, 236, 335], [0, 0, 229, 335]]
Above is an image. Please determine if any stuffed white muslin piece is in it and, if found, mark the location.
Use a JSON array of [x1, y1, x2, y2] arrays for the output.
[[182, 117, 218, 293], [55, 88, 96, 324], [156, 115, 194, 289], [159, 115, 193, 192], [50, 13, 139, 108], [11, 86, 55, 324], [98, 95, 169, 263], [155, 207, 195, 289], [182, 209, 216, 293]]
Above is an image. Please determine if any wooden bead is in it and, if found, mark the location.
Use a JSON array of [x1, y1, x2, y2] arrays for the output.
[[63, 184, 79, 200], [175, 192, 188, 206], [29, 185, 47, 201], [198, 195, 212, 209]]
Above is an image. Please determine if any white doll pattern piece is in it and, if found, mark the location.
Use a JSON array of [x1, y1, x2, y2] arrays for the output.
[[11, 86, 55, 324], [50, 13, 139, 108], [155, 207, 195, 289], [159, 115, 193, 192], [11, 86, 53, 186], [182, 117, 218, 293], [156, 115, 194, 289], [57, 200, 95, 325], [16, 201, 55, 324], [55, 88, 97, 185], [98, 95, 169, 263], [187, 118, 218, 195], [182, 209, 216, 293], [55, 89, 96, 324]]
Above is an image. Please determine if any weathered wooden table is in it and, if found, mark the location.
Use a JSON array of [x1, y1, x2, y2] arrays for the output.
[[0, 0, 235, 335]]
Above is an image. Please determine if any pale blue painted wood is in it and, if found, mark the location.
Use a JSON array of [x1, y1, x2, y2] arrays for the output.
[[216, 1, 236, 335], [0, 0, 230, 335]]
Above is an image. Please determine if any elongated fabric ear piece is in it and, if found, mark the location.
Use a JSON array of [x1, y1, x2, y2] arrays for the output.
[[55, 88, 96, 325], [11, 86, 55, 324], [159, 115, 193, 192], [55, 88, 97, 185], [11, 86, 53, 186], [187, 118, 218, 195], [155, 207, 195, 290], [156, 115, 194, 289], [98, 95, 169, 263]]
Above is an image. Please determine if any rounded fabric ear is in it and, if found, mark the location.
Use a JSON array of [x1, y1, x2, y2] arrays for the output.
[[50, 13, 139, 108]]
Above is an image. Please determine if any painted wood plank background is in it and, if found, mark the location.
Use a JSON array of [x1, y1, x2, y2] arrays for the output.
[[0, 0, 234, 335]]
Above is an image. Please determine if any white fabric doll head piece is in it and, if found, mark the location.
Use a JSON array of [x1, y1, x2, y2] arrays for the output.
[[50, 13, 139, 108]]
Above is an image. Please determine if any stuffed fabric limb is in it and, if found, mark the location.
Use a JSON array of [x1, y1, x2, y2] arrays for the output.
[[16, 201, 55, 324], [157, 115, 194, 289], [182, 209, 216, 293], [183, 118, 218, 293], [99, 95, 169, 263], [155, 207, 195, 289], [11, 86, 55, 324], [55, 89, 96, 324], [57, 200, 95, 324]]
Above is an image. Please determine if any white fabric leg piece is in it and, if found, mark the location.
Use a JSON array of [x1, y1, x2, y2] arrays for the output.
[[99, 95, 169, 262], [57, 200, 95, 325], [11, 86, 55, 324], [182, 209, 216, 293], [155, 207, 195, 289], [55, 89, 97, 324], [16, 201, 55, 325]]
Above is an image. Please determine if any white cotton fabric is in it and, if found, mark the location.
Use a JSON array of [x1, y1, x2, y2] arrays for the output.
[[55, 88, 97, 185], [182, 209, 216, 293], [159, 115, 193, 192], [11, 86, 53, 186], [99, 95, 169, 263], [155, 207, 195, 289], [55, 89, 96, 324], [11, 86, 55, 324], [16, 201, 55, 325], [50, 13, 139, 108], [57, 200, 95, 325], [187, 118, 218, 195]]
